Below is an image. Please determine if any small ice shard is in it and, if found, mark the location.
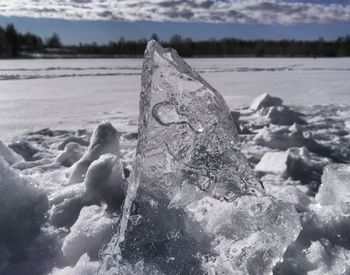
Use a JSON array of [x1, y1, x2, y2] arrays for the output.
[[254, 124, 327, 154], [61, 205, 115, 265], [250, 93, 283, 111], [55, 142, 85, 167], [255, 147, 328, 184], [0, 140, 24, 165], [263, 181, 312, 212], [84, 153, 126, 208], [315, 164, 350, 216], [99, 41, 300, 275], [255, 151, 289, 176], [68, 122, 120, 184]]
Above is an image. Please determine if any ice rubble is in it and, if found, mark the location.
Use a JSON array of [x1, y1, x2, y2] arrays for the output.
[[255, 147, 328, 183], [99, 40, 301, 275], [49, 126, 125, 228], [258, 106, 306, 126], [306, 241, 350, 275]]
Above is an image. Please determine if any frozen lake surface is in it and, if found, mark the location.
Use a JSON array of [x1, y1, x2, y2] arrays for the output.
[[1, 51, 350, 275], [0, 58, 349, 141]]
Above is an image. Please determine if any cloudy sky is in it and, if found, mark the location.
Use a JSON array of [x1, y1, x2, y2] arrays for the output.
[[0, 0, 350, 44]]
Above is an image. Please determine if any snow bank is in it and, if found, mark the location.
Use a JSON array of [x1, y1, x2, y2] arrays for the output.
[[50, 253, 98, 275], [0, 140, 23, 164], [61, 205, 115, 264], [69, 121, 121, 184], [0, 157, 48, 269]]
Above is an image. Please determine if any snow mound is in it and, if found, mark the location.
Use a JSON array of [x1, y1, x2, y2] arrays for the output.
[[55, 142, 85, 167], [62, 205, 115, 265], [84, 153, 126, 208], [250, 93, 283, 111], [48, 183, 85, 228], [69, 121, 121, 184], [58, 136, 89, 151], [50, 253, 98, 275], [0, 140, 24, 164], [0, 157, 48, 268]]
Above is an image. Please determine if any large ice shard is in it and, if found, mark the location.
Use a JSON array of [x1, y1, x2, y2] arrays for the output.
[[99, 41, 300, 274]]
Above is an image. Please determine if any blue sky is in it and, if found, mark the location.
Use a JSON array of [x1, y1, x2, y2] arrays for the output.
[[0, 0, 349, 44]]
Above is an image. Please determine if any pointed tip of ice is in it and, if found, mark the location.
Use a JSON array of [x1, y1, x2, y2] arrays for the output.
[[145, 39, 164, 55], [147, 39, 160, 48]]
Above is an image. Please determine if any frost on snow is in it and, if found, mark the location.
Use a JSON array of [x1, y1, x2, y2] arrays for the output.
[[61, 205, 115, 265], [99, 40, 301, 275], [50, 253, 98, 275]]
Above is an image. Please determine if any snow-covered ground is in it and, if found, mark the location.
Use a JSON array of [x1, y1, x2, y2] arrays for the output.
[[0, 58, 349, 142], [0, 57, 350, 275]]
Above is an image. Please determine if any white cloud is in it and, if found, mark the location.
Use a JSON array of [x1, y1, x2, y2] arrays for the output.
[[0, 0, 349, 25]]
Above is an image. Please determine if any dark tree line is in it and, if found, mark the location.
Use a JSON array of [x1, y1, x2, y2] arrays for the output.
[[1, 24, 350, 58], [0, 24, 62, 57]]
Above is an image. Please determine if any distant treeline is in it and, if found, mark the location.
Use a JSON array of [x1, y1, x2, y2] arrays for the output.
[[1, 24, 350, 58]]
